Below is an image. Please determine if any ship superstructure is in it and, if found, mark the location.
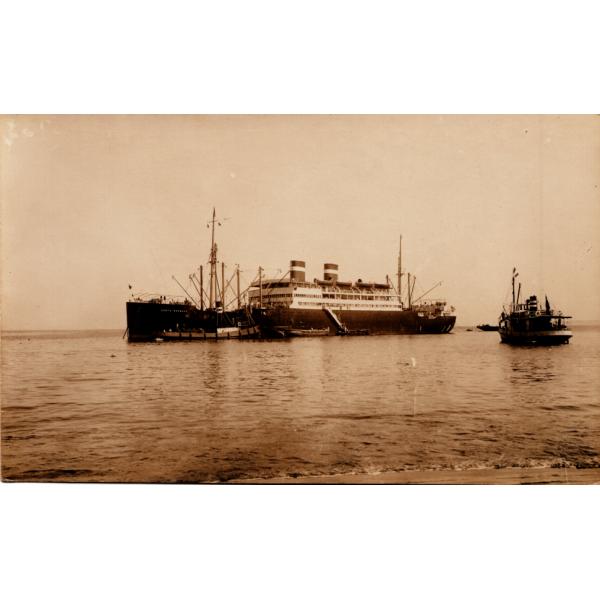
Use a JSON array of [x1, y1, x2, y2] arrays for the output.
[[248, 246, 455, 336]]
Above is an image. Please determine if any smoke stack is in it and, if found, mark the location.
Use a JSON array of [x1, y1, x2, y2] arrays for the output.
[[290, 260, 306, 283], [323, 263, 339, 282]]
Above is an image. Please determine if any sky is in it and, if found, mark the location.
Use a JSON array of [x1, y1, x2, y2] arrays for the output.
[[1, 114, 599, 329]]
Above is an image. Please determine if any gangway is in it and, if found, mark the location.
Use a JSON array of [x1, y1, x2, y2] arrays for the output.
[[322, 307, 348, 334]]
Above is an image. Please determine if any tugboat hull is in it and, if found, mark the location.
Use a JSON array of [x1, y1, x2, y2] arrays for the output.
[[499, 329, 572, 345]]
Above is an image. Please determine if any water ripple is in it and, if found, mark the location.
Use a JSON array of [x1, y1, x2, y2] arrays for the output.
[[2, 328, 600, 482]]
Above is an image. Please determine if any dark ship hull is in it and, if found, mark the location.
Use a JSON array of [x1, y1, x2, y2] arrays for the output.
[[255, 306, 455, 336], [126, 301, 456, 341], [126, 301, 257, 342]]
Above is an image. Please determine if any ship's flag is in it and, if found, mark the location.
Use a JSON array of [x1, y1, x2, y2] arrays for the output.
[[128, 284, 132, 289]]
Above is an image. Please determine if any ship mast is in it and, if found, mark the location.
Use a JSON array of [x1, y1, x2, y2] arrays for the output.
[[208, 208, 218, 309], [199, 265, 204, 310], [221, 261, 226, 309], [397, 235, 403, 305], [512, 267, 519, 311]]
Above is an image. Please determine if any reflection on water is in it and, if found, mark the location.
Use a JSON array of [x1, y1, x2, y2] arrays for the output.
[[2, 327, 600, 482], [506, 345, 560, 385]]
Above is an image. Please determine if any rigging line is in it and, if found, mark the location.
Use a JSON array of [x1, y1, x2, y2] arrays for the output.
[[224, 282, 255, 310], [412, 281, 443, 304], [223, 282, 238, 306], [386, 279, 403, 306], [222, 265, 258, 310], [191, 273, 210, 305], [262, 270, 290, 292], [189, 274, 201, 298], [214, 278, 243, 310], [223, 268, 238, 295], [171, 276, 199, 307], [216, 268, 240, 320], [229, 268, 259, 307], [227, 284, 253, 307]]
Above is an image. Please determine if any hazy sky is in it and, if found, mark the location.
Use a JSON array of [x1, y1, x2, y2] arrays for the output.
[[2, 115, 599, 329]]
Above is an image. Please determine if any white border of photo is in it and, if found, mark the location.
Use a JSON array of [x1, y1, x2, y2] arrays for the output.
[[2, 1, 599, 599]]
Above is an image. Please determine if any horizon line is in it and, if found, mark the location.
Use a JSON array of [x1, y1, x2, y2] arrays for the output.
[[3, 321, 600, 334]]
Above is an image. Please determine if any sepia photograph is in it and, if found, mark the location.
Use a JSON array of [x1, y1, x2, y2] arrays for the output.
[[2, 114, 599, 485], [2, 2, 600, 598]]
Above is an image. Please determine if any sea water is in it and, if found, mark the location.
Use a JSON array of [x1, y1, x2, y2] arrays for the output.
[[2, 327, 599, 482]]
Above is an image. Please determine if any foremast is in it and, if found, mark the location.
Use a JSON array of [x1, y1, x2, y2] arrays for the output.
[[208, 207, 218, 309], [511, 267, 519, 312]]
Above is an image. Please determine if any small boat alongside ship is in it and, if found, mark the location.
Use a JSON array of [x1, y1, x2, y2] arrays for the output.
[[160, 325, 261, 341], [286, 327, 330, 337], [477, 324, 499, 332], [498, 268, 572, 345], [125, 209, 456, 341]]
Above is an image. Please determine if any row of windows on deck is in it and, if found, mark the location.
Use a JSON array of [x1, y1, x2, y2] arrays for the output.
[[251, 292, 396, 301], [297, 301, 400, 308]]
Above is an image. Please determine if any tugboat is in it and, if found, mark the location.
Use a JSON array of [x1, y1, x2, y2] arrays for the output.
[[498, 268, 572, 345]]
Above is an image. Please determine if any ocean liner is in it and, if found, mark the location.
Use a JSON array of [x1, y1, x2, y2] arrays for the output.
[[125, 211, 456, 341], [247, 235, 455, 336], [498, 268, 572, 345]]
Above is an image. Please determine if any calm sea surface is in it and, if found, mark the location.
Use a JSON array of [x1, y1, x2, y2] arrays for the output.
[[2, 327, 600, 482]]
